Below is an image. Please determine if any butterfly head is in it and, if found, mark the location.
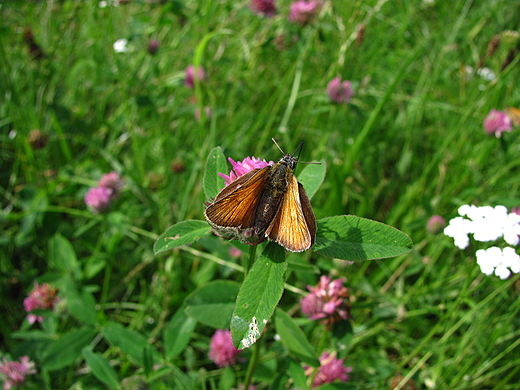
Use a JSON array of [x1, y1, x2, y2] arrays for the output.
[[279, 153, 298, 170]]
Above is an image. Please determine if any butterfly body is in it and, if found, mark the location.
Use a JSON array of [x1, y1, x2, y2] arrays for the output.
[[204, 152, 316, 252]]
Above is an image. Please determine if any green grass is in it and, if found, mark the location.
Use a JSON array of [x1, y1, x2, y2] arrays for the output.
[[1, 0, 520, 389]]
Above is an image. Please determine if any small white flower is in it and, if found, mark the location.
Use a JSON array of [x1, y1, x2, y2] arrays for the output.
[[446, 205, 520, 278], [477, 67, 496, 81], [98, 0, 108, 7], [475, 246, 520, 279], [502, 247, 520, 273], [113, 38, 128, 53], [495, 265, 511, 280], [444, 217, 471, 249], [476, 249, 495, 275]]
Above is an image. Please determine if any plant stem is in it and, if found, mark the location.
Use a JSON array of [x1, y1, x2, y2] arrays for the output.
[[243, 335, 261, 390]]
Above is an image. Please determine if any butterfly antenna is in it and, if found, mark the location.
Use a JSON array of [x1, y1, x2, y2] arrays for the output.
[[292, 142, 304, 159], [292, 142, 320, 165], [271, 138, 285, 154]]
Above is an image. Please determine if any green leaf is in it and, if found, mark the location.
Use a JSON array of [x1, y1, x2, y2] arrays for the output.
[[101, 322, 161, 365], [231, 243, 286, 349], [184, 280, 240, 329], [271, 371, 290, 390], [274, 309, 319, 367], [313, 215, 413, 261], [164, 306, 198, 360], [41, 327, 97, 371], [218, 367, 236, 390], [11, 330, 54, 340], [143, 344, 154, 377], [16, 187, 48, 243], [203, 146, 227, 200], [62, 279, 98, 326], [49, 234, 81, 279], [154, 220, 211, 254], [331, 321, 354, 358], [297, 159, 326, 200], [82, 347, 120, 389], [287, 356, 310, 389]]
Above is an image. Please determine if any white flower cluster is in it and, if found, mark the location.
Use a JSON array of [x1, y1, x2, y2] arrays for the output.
[[113, 39, 128, 53], [444, 205, 520, 279], [476, 247, 520, 280]]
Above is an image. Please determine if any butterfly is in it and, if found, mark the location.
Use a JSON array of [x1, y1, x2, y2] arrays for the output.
[[204, 141, 317, 252], [506, 107, 520, 126]]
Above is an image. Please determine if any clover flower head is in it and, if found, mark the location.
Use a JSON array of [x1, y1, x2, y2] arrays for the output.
[[483, 109, 512, 138], [0, 356, 36, 389], [98, 171, 124, 199], [148, 39, 159, 55], [208, 329, 240, 367], [304, 352, 352, 388], [289, 0, 320, 25], [327, 77, 354, 104], [23, 283, 58, 324], [301, 276, 350, 326], [427, 215, 446, 234], [194, 106, 212, 122], [85, 187, 112, 213], [185, 65, 205, 89], [250, 0, 277, 16], [218, 156, 274, 186]]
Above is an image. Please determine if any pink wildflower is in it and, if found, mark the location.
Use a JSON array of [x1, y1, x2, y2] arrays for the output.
[[327, 77, 354, 104], [289, 1, 320, 26], [300, 276, 350, 326], [0, 356, 36, 389], [305, 352, 352, 388], [218, 156, 274, 186], [23, 283, 58, 324], [427, 215, 446, 234], [229, 247, 242, 258], [483, 109, 512, 138], [194, 106, 212, 122], [97, 171, 123, 199], [185, 65, 205, 89], [250, 0, 277, 16], [84, 187, 112, 213], [208, 329, 240, 367], [148, 39, 159, 55]]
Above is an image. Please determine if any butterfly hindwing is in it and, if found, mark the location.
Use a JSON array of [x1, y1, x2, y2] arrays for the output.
[[265, 175, 315, 252]]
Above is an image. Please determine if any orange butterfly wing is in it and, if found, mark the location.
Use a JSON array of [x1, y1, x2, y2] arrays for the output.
[[265, 175, 316, 252], [204, 168, 269, 228], [506, 107, 520, 126]]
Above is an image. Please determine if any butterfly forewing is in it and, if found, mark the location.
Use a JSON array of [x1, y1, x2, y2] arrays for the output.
[[265, 175, 314, 252], [205, 168, 269, 228], [506, 107, 520, 126]]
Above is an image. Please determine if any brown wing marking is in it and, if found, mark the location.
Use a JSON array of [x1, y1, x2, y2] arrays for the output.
[[265, 175, 314, 252], [204, 168, 269, 228], [297, 182, 316, 247]]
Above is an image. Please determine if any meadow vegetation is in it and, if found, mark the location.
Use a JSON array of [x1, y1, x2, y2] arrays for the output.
[[1, 0, 520, 389]]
